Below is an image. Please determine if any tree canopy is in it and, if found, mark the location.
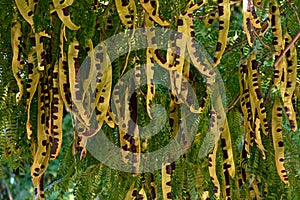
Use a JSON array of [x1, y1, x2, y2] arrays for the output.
[[0, 0, 300, 199]]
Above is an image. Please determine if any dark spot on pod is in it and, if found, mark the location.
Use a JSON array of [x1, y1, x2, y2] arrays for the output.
[[28, 11, 33, 16], [42, 140, 47, 146], [42, 152, 47, 156], [33, 172, 39, 177], [132, 189, 138, 196], [219, 25, 224, 30], [221, 138, 226, 147], [151, 186, 156, 199], [278, 141, 284, 147], [166, 181, 171, 186], [279, 158, 284, 162], [99, 96, 105, 103], [154, 49, 166, 64], [35, 168, 40, 172], [166, 164, 172, 174], [121, 0, 129, 6], [213, 186, 218, 193], [218, 6, 224, 16], [224, 170, 230, 185], [34, 188, 38, 195], [177, 19, 183, 26], [223, 150, 229, 159], [216, 42, 222, 51], [96, 53, 104, 62], [276, 127, 282, 132], [272, 5, 277, 13], [62, 7, 70, 16], [167, 192, 172, 199]]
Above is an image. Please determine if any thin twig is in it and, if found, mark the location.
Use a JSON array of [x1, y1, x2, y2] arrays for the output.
[[287, 0, 300, 26], [223, 39, 247, 55], [274, 30, 300, 67], [226, 94, 240, 112], [253, 30, 272, 50]]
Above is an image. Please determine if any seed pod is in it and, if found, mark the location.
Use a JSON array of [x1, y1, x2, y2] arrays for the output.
[[204, 11, 217, 28], [93, 45, 112, 137], [68, 39, 90, 126], [162, 162, 173, 199], [283, 32, 297, 131], [247, 52, 269, 136], [259, 14, 271, 37], [243, 0, 261, 46], [272, 96, 289, 184], [145, 13, 156, 118], [185, 13, 215, 79], [140, 0, 169, 26], [214, 0, 230, 66], [52, 0, 80, 30], [208, 143, 220, 198], [115, 0, 136, 28], [253, 117, 266, 159], [31, 75, 51, 195], [253, 0, 262, 7], [150, 173, 158, 200], [15, 0, 34, 26], [50, 61, 63, 160], [11, 21, 24, 104], [186, 0, 206, 14], [26, 51, 40, 140]]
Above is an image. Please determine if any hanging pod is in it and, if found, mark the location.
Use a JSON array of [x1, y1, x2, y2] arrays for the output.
[[271, 96, 289, 184]]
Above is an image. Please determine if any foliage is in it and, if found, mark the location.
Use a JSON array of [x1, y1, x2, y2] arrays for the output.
[[0, 0, 300, 199]]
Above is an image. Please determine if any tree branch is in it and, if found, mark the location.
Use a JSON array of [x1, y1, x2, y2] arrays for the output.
[[274, 30, 300, 67]]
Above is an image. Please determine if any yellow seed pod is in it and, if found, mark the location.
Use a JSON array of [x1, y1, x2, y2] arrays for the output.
[[31, 76, 51, 181], [208, 143, 220, 198], [115, 0, 137, 28], [253, 116, 266, 159], [242, 0, 261, 46], [259, 14, 271, 37], [220, 118, 235, 178], [247, 52, 269, 136], [49, 61, 63, 160], [162, 162, 173, 199], [145, 13, 156, 119], [26, 50, 40, 140], [150, 173, 158, 200], [68, 39, 90, 126], [140, 0, 169, 26], [214, 0, 230, 67], [204, 11, 217, 28], [270, 0, 284, 52], [272, 96, 289, 184], [253, 0, 262, 7], [283, 32, 297, 131], [52, 0, 80, 30], [186, 0, 207, 14], [11, 21, 24, 104], [185, 13, 215, 79], [15, 0, 34, 26]]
